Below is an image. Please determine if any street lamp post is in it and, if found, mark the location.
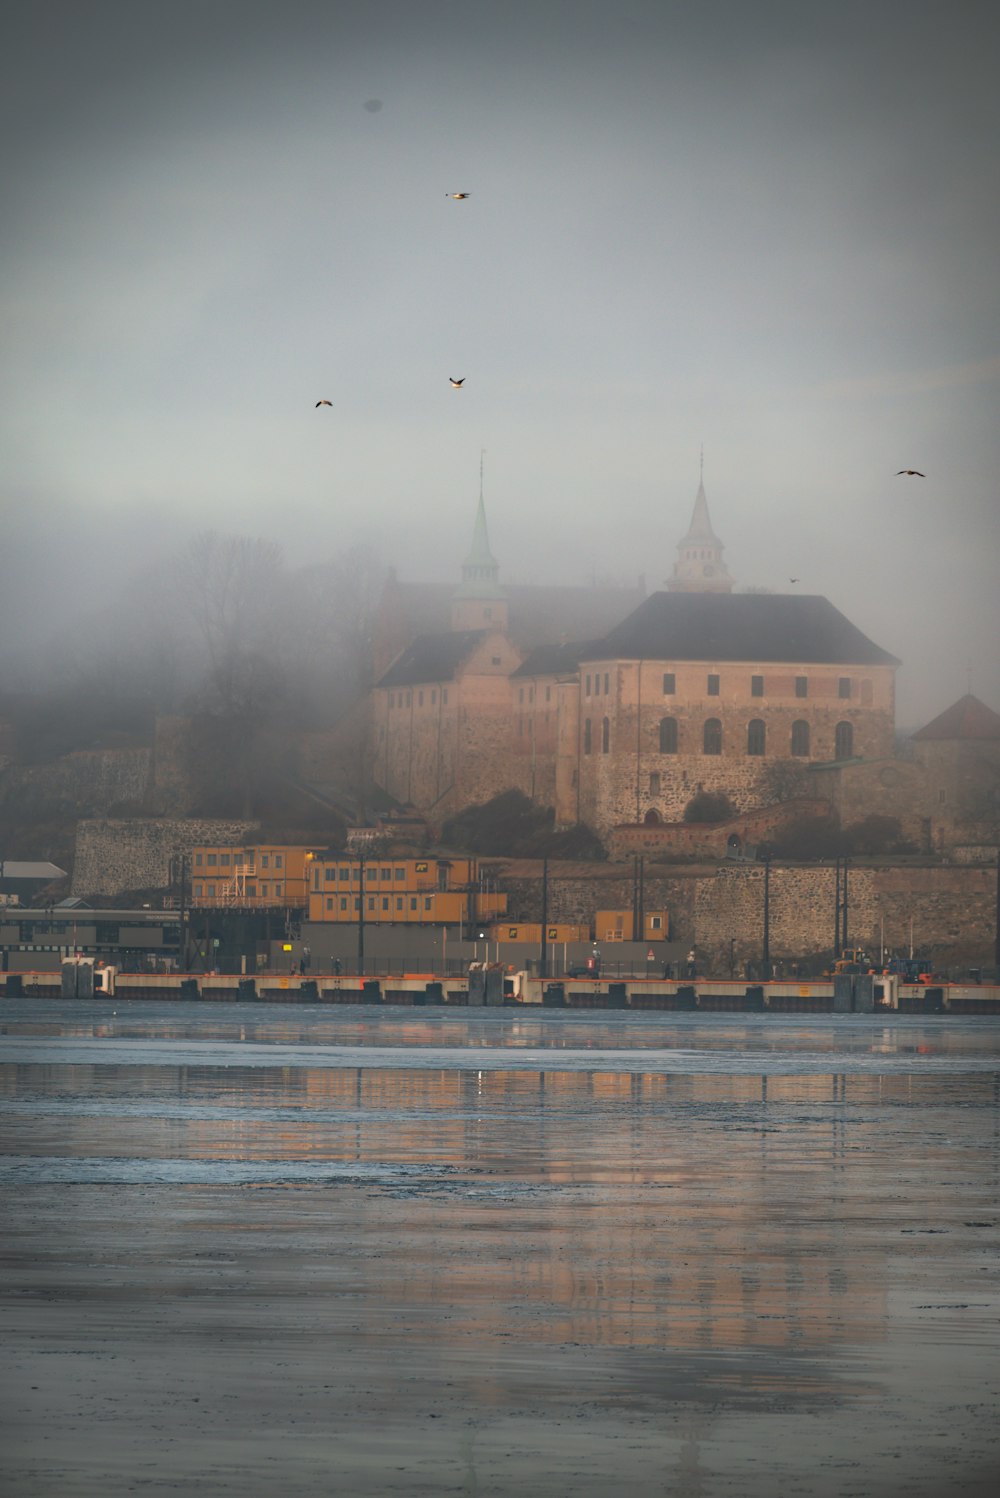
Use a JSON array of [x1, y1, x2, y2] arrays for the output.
[[762, 851, 771, 978]]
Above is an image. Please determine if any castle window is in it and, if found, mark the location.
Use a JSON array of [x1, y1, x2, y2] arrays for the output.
[[545, 685, 551, 702], [747, 719, 766, 756], [601, 716, 610, 753], [396, 897, 403, 911], [395, 868, 405, 880], [835, 721, 854, 760], [339, 868, 350, 881], [431, 689, 436, 704], [418, 690, 423, 706], [659, 716, 678, 754], [382, 897, 389, 911], [368, 897, 375, 912], [491, 657, 501, 665], [194, 883, 202, 896], [443, 689, 448, 705], [389, 693, 394, 708], [410, 897, 417, 910], [751, 675, 764, 698], [585, 674, 591, 696], [275, 856, 282, 869], [325, 867, 336, 881], [583, 719, 592, 754], [663, 673, 675, 695], [703, 718, 722, 755], [195, 853, 203, 866], [207, 854, 217, 866], [207, 884, 215, 897], [406, 691, 411, 706], [795, 676, 808, 698], [838, 677, 851, 699], [220, 853, 230, 866], [707, 674, 720, 696], [791, 720, 810, 757], [260, 882, 269, 897], [529, 686, 534, 703], [649, 772, 661, 794], [261, 855, 269, 869]]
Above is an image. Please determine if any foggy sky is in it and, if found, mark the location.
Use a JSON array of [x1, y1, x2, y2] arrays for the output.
[[2, 0, 998, 728]]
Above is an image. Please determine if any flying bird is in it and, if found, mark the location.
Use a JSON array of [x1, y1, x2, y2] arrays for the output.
[[896, 469, 925, 477], [315, 400, 332, 408], [449, 378, 465, 388], [789, 577, 800, 584], [446, 192, 470, 199]]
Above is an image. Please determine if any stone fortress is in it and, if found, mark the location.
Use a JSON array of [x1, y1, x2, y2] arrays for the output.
[[370, 476, 1000, 861]]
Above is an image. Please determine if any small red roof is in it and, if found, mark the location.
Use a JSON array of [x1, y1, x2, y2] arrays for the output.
[[912, 694, 1000, 741]]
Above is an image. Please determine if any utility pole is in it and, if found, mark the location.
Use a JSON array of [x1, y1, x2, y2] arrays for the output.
[[841, 857, 849, 954], [357, 852, 365, 977], [539, 857, 549, 979], [994, 850, 1000, 971], [762, 851, 771, 977]]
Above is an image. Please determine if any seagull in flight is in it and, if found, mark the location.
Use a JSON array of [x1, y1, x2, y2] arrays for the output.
[[449, 377, 465, 388], [789, 577, 800, 584], [896, 469, 925, 477], [315, 400, 332, 408], [446, 192, 470, 199]]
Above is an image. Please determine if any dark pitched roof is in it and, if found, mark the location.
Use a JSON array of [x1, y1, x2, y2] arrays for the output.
[[583, 592, 900, 667], [912, 694, 1000, 741], [373, 577, 644, 676], [511, 640, 597, 678], [376, 631, 488, 689]]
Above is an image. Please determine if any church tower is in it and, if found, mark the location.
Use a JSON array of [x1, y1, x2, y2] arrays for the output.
[[666, 463, 735, 594], [451, 467, 509, 632]]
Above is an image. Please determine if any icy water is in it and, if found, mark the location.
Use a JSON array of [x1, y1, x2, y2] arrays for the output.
[[2, 1001, 999, 1497]]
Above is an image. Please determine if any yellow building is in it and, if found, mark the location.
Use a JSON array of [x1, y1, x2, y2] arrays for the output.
[[190, 844, 314, 908], [307, 855, 508, 927], [595, 909, 671, 942]]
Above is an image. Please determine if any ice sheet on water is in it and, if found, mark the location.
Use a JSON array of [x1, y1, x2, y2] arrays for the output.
[[2, 1034, 999, 1075]]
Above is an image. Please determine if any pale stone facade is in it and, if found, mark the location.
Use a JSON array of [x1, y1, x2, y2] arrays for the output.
[[370, 479, 921, 842]]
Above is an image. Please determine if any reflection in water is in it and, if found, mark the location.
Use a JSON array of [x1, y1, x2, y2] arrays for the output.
[[3, 1003, 1000, 1497]]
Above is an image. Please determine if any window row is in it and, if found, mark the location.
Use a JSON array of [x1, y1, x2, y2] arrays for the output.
[[324, 895, 437, 912], [517, 683, 553, 705], [584, 671, 612, 697], [387, 688, 448, 709], [194, 883, 284, 897], [660, 672, 853, 700], [194, 852, 284, 868], [582, 717, 612, 753], [654, 717, 855, 759]]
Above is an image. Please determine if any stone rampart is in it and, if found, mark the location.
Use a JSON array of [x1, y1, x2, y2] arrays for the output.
[[73, 818, 257, 897]]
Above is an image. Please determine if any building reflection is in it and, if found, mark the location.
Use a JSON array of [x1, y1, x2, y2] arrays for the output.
[[5, 1055, 998, 1364]]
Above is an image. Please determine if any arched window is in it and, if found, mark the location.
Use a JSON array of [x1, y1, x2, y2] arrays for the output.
[[601, 716, 610, 753], [791, 720, 810, 757], [703, 718, 722, 755], [583, 719, 592, 754], [835, 721, 854, 760], [747, 719, 766, 756], [659, 716, 678, 754]]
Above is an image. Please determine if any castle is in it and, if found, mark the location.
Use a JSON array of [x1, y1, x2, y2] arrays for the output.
[[370, 479, 998, 856]]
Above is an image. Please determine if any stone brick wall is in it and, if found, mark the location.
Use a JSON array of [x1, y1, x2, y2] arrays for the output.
[[73, 818, 257, 897], [0, 748, 153, 821], [492, 858, 996, 968]]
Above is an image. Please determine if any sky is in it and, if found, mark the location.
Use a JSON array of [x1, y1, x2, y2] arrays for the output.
[[2, 0, 998, 729]]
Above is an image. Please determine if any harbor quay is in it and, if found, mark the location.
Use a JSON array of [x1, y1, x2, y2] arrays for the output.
[[5, 961, 1000, 1014]]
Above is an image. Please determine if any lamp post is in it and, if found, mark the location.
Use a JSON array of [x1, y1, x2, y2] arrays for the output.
[[761, 850, 771, 978]]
